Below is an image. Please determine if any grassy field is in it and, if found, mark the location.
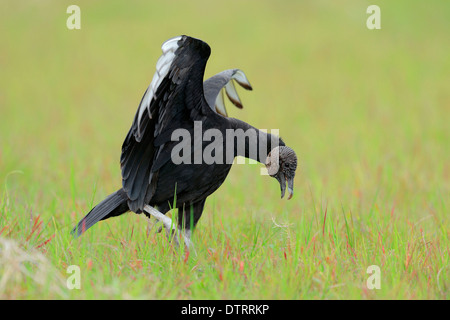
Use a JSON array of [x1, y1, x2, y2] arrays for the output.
[[0, 0, 449, 299]]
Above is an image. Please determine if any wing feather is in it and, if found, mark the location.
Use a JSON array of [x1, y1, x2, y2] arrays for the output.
[[224, 80, 242, 109], [203, 69, 253, 117], [120, 35, 211, 212], [215, 90, 227, 116]]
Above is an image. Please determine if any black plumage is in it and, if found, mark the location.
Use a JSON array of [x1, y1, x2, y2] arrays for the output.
[[72, 35, 298, 240]]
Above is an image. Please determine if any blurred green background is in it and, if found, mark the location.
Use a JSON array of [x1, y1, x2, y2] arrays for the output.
[[1, 0, 448, 214], [0, 0, 449, 299], [0, 1, 450, 205]]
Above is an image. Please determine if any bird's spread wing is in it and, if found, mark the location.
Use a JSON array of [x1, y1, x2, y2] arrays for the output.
[[203, 69, 252, 117], [120, 35, 211, 212]]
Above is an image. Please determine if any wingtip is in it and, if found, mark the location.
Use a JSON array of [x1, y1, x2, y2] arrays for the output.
[[225, 81, 244, 109], [225, 93, 244, 109], [215, 105, 228, 117], [239, 82, 253, 91], [232, 69, 253, 91]]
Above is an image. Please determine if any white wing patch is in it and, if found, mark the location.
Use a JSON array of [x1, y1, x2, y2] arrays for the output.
[[224, 81, 240, 108], [214, 69, 252, 117], [136, 36, 182, 136], [215, 90, 226, 116], [231, 69, 252, 90]]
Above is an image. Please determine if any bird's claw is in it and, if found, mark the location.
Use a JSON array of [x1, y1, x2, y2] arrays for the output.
[[144, 205, 192, 249]]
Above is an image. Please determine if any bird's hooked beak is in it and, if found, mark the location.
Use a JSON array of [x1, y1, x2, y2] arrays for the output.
[[278, 173, 295, 200], [265, 146, 297, 200]]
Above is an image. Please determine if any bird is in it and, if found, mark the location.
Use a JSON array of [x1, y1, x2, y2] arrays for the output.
[[71, 35, 298, 247]]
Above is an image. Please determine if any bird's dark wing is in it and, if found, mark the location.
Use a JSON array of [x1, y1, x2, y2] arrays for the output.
[[203, 69, 252, 117], [120, 35, 212, 212]]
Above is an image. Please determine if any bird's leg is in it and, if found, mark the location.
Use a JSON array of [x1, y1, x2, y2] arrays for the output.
[[143, 205, 179, 245], [143, 205, 191, 248]]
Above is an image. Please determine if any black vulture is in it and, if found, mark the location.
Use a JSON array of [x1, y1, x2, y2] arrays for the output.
[[71, 35, 298, 247]]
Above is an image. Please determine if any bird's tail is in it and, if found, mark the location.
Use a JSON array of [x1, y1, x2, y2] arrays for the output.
[[71, 188, 129, 237]]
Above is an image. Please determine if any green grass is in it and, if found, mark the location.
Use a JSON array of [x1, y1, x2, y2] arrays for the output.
[[0, 0, 449, 299]]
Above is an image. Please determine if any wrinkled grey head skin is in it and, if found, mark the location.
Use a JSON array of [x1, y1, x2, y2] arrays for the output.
[[265, 146, 298, 200]]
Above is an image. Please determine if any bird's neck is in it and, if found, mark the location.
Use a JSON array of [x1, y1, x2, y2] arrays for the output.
[[229, 118, 285, 164]]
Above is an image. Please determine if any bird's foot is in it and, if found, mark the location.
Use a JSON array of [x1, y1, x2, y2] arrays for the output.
[[143, 205, 192, 249]]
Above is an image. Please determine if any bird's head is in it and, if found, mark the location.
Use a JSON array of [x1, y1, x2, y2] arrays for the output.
[[265, 146, 298, 200]]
